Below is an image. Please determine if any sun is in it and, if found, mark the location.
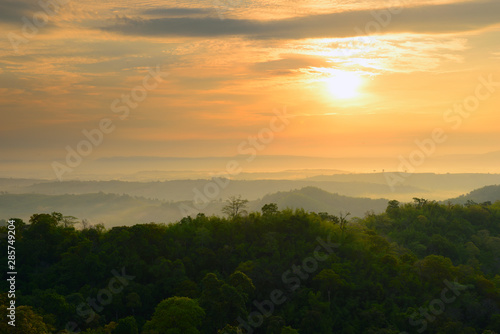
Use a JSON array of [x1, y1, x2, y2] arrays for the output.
[[326, 71, 363, 99]]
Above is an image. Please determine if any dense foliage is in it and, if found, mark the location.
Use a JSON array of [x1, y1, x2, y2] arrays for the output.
[[1, 200, 500, 333]]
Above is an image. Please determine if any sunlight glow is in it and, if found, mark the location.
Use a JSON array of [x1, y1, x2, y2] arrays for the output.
[[326, 71, 363, 99]]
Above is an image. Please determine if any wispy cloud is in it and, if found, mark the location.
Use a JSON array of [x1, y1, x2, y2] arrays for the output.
[[1, 0, 499, 168], [0, 0, 35, 24], [141, 7, 212, 17], [103, 0, 500, 39]]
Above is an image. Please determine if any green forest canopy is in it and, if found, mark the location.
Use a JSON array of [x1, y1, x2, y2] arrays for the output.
[[1, 198, 500, 333]]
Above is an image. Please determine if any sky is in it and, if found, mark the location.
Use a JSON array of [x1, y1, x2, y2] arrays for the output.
[[0, 0, 500, 179]]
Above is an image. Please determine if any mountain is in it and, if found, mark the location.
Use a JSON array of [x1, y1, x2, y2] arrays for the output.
[[0, 187, 388, 227], [0, 193, 178, 227], [5, 173, 500, 204], [252, 186, 388, 217], [3, 151, 500, 180], [0, 177, 424, 202], [444, 184, 500, 204], [305, 172, 500, 192]]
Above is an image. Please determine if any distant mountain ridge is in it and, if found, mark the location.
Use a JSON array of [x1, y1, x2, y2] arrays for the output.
[[253, 186, 388, 217], [0, 192, 176, 227], [3, 180, 500, 227], [444, 184, 500, 204], [0, 187, 389, 227], [0, 177, 422, 202], [3, 173, 500, 203]]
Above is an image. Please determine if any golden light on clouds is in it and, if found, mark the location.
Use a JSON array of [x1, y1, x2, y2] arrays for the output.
[[0, 0, 500, 178]]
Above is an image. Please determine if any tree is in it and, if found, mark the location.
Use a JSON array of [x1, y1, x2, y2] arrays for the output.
[[281, 326, 300, 334], [62, 215, 79, 228], [313, 269, 346, 303], [387, 200, 400, 210], [0, 294, 52, 333], [200, 273, 247, 332], [386, 200, 400, 218], [413, 198, 428, 208], [1, 218, 26, 239], [24, 213, 62, 264], [29, 213, 59, 230], [415, 255, 456, 285], [51, 212, 64, 224], [222, 196, 249, 219], [339, 212, 350, 240], [229, 271, 255, 301], [142, 297, 205, 334], [217, 325, 243, 334], [81, 218, 91, 229], [25, 289, 73, 329], [114, 316, 138, 334], [465, 200, 478, 207], [318, 212, 340, 223], [125, 292, 142, 315], [262, 203, 279, 216]]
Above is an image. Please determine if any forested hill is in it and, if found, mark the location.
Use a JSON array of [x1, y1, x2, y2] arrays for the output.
[[255, 186, 388, 216], [0, 192, 178, 227], [1, 200, 500, 333], [0, 177, 420, 201], [444, 184, 500, 205], [0, 187, 388, 227]]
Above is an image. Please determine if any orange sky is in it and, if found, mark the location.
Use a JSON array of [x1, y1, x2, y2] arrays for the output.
[[1, 0, 499, 178]]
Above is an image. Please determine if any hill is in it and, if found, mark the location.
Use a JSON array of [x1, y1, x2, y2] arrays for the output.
[[0, 187, 388, 227], [252, 186, 388, 217], [444, 184, 500, 204], [1, 177, 421, 201], [0, 193, 180, 227], [1, 203, 499, 333], [4, 182, 500, 227], [306, 172, 500, 194], [4, 173, 500, 204]]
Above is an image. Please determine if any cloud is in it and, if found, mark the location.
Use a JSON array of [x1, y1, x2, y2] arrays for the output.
[[249, 55, 331, 77], [0, 0, 35, 23], [104, 15, 260, 37], [103, 0, 500, 39], [252, 55, 329, 72], [141, 7, 212, 17]]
